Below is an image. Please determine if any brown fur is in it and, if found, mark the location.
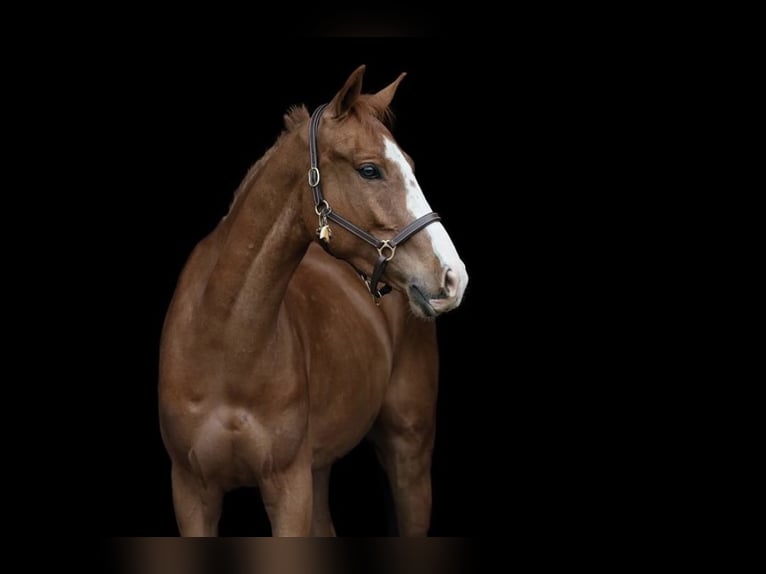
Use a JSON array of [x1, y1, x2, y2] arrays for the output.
[[159, 66, 464, 537]]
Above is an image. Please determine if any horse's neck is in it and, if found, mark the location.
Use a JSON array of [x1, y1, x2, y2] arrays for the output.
[[202, 132, 309, 337]]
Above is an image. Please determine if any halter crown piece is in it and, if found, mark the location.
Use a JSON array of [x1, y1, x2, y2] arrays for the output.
[[307, 104, 442, 305]]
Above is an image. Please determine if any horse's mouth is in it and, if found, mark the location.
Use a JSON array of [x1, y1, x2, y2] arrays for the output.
[[408, 284, 438, 318]]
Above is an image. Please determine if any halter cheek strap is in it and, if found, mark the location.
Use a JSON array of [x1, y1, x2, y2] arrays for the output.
[[308, 103, 441, 304]]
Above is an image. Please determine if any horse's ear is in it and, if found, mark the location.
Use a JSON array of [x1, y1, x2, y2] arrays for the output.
[[369, 72, 407, 114], [329, 65, 366, 119]]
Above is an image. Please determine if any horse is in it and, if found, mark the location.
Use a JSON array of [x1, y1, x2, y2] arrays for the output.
[[158, 65, 468, 537]]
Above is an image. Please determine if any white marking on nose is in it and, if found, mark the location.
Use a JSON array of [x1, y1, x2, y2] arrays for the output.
[[383, 137, 468, 303]]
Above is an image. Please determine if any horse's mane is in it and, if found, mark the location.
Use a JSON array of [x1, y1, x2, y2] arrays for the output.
[[227, 98, 393, 213], [284, 98, 394, 132]]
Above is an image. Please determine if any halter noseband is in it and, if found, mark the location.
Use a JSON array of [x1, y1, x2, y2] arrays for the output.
[[308, 103, 441, 304]]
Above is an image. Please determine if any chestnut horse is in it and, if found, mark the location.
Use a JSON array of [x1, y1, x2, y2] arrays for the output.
[[159, 66, 468, 537]]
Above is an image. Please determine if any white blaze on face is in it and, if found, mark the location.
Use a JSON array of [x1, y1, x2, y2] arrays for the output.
[[383, 137, 468, 303]]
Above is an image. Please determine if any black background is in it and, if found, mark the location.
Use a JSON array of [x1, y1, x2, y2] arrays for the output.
[[79, 39, 508, 536], [26, 33, 654, 540]]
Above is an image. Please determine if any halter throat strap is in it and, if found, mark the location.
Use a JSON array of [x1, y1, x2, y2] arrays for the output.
[[308, 103, 441, 303]]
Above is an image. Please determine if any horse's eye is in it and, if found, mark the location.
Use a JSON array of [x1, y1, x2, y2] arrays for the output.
[[357, 164, 381, 180]]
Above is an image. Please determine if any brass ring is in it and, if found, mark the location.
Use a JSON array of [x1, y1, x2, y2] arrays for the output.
[[314, 200, 331, 216], [377, 240, 396, 261]]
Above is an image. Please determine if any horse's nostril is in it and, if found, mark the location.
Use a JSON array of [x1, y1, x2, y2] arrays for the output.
[[443, 268, 458, 298]]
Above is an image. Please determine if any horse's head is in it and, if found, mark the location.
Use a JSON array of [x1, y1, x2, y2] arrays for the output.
[[303, 65, 468, 318]]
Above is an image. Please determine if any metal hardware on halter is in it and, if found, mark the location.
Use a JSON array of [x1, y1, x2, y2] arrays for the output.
[[377, 240, 396, 261], [307, 103, 441, 304], [318, 224, 332, 243], [307, 167, 321, 188], [314, 200, 332, 243]]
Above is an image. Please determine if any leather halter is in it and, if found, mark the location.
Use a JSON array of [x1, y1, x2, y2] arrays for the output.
[[308, 103, 441, 304]]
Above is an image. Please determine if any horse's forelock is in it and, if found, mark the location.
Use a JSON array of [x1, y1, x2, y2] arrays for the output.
[[283, 98, 394, 136], [351, 95, 395, 128]]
